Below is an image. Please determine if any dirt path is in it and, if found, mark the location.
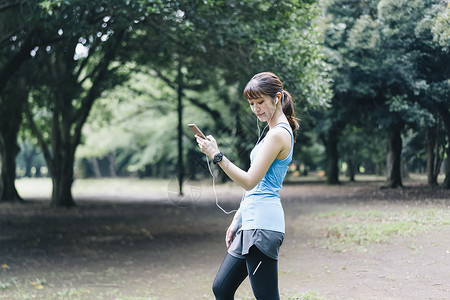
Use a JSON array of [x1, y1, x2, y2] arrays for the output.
[[1, 180, 450, 299], [280, 182, 450, 299]]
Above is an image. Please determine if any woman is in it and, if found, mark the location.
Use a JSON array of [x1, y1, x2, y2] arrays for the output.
[[196, 72, 299, 299]]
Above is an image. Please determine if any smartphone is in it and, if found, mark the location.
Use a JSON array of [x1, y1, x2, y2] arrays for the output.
[[188, 124, 207, 139]]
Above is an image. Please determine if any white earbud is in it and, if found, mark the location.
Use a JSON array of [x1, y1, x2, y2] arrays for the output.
[[275, 97, 279, 105]]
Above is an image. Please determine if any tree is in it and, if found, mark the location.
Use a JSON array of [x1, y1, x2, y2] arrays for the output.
[[420, 4, 450, 187], [319, 0, 381, 184], [377, 0, 449, 187], [123, 0, 331, 192], [0, 75, 27, 202], [23, 0, 143, 206], [0, 0, 57, 202], [76, 69, 180, 178], [3, 0, 332, 206], [0, 0, 52, 92], [320, 0, 448, 188]]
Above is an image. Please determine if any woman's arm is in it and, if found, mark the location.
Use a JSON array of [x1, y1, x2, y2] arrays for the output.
[[197, 127, 290, 190]]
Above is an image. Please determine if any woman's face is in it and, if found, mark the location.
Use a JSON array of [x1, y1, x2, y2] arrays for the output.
[[247, 94, 276, 122]]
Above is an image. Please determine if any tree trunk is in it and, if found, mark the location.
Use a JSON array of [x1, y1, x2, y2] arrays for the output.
[[436, 104, 450, 189], [0, 84, 26, 202], [25, 99, 77, 207], [0, 134, 22, 202], [385, 124, 403, 188], [376, 162, 384, 176], [91, 157, 102, 178], [325, 130, 340, 184], [235, 104, 250, 170], [347, 160, 355, 182], [50, 146, 75, 207], [0, 140, 3, 198], [35, 166, 42, 177], [177, 61, 184, 196], [426, 124, 438, 186], [24, 155, 33, 177], [442, 149, 450, 189], [24, 29, 125, 207], [401, 160, 409, 179], [20, 142, 37, 177], [108, 152, 116, 177]]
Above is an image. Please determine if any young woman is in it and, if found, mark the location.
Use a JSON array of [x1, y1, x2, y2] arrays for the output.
[[195, 72, 299, 300]]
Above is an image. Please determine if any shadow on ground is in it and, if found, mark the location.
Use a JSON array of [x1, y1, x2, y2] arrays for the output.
[[1, 180, 450, 299]]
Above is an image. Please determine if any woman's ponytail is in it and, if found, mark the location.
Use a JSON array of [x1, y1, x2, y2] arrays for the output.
[[281, 90, 299, 142]]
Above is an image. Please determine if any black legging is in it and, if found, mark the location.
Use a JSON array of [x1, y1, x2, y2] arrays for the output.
[[212, 246, 280, 300]]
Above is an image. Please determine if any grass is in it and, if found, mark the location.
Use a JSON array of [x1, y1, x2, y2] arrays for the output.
[[15, 177, 172, 199], [14, 177, 246, 202], [314, 208, 450, 251]]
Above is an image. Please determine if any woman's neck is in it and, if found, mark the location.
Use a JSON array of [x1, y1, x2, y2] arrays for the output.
[[268, 108, 287, 129]]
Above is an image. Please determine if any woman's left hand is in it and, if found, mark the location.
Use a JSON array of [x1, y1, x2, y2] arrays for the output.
[[225, 219, 240, 248], [196, 135, 220, 159]]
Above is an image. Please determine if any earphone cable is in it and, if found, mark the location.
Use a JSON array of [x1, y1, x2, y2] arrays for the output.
[[206, 155, 239, 215]]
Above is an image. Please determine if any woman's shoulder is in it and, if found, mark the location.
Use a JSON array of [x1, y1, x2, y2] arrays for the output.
[[266, 125, 292, 144], [270, 123, 292, 136]]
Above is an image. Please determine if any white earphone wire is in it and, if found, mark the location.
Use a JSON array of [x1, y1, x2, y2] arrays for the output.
[[206, 155, 242, 215]]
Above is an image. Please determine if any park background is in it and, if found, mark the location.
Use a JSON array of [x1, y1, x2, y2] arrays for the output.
[[1, 0, 449, 299]]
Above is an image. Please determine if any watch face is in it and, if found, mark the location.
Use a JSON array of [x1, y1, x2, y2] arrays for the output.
[[214, 152, 223, 164]]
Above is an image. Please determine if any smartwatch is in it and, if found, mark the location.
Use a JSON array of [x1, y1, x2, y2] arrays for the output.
[[213, 152, 224, 165]]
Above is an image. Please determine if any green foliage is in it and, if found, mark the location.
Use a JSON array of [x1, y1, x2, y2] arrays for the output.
[[2, 0, 332, 202], [316, 208, 450, 251], [388, 95, 436, 127], [317, 0, 449, 182], [338, 126, 386, 174], [296, 133, 326, 172], [430, 5, 450, 50], [77, 69, 178, 173], [74, 1, 333, 178], [253, 2, 333, 108], [323, 0, 448, 117], [402, 129, 428, 172]]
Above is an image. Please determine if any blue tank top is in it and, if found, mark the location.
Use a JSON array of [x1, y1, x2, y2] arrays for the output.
[[240, 122, 293, 233]]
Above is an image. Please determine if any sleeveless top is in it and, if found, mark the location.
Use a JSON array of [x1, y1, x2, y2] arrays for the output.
[[240, 122, 294, 234]]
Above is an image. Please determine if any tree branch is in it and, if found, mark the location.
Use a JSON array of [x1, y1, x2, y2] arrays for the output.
[[152, 68, 224, 123], [23, 100, 54, 175], [186, 96, 223, 123], [152, 68, 176, 89], [0, 0, 20, 13], [72, 29, 126, 150], [0, 29, 34, 92], [75, 36, 102, 80], [0, 28, 22, 48]]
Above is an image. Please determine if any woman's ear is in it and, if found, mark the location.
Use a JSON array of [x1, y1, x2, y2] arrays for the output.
[[275, 92, 282, 104]]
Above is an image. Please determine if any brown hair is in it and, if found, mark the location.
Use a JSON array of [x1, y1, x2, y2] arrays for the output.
[[243, 72, 299, 141]]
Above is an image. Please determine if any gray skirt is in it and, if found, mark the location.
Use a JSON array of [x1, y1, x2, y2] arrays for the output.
[[227, 229, 284, 260]]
